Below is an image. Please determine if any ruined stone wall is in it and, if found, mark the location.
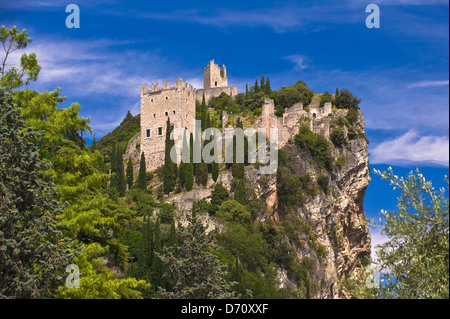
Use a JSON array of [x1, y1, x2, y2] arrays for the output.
[[196, 85, 237, 103], [140, 79, 196, 171]]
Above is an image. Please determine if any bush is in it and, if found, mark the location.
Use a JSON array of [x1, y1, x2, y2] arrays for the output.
[[330, 127, 347, 148], [335, 156, 346, 169], [294, 124, 334, 171], [336, 89, 361, 110], [317, 174, 329, 194], [217, 199, 251, 226]]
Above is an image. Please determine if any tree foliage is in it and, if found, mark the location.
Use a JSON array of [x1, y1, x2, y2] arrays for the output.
[[158, 217, 238, 299], [0, 89, 77, 298], [374, 168, 449, 299], [0, 26, 40, 91]]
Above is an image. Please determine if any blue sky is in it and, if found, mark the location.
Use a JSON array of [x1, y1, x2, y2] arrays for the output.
[[1, 0, 449, 252]]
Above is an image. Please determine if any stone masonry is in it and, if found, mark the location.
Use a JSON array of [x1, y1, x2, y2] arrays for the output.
[[139, 60, 332, 172]]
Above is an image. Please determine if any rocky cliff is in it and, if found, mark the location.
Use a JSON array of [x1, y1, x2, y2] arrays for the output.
[[161, 108, 371, 298], [124, 106, 371, 298]]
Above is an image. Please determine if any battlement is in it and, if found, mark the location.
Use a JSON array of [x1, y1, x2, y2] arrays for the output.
[[141, 78, 197, 96]]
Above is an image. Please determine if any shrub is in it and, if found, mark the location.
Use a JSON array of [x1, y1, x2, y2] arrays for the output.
[[295, 124, 334, 171], [317, 174, 329, 194], [330, 127, 347, 148], [335, 156, 346, 169]]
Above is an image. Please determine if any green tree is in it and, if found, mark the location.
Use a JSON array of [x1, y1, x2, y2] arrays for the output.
[[260, 75, 265, 92], [374, 168, 449, 299], [0, 26, 40, 91], [234, 179, 246, 206], [335, 88, 339, 107], [265, 77, 271, 94], [201, 93, 207, 131], [116, 147, 126, 197], [319, 91, 334, 107], [158, 217, 237, 299], [138, 152, 147, 190], [254, 79, 260, 93], [126, 157, 133, 190], [330, 127, 347, 148], [336, 89, 361, 110], [245, 83, 249, 98], [217, 199, 251, 226], [151, 218, 163, 289], [163, 118, 177, 194], [212, 161, 219, 182], [210, 183, 229, 214], [169, 218, 177, 247], [0, 89, 76, 298]]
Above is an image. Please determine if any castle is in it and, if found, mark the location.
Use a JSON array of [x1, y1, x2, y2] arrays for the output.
[[139, 60, 331, 172]]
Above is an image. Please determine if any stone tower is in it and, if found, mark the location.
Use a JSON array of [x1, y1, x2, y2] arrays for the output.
[[196, 60, 237, 103], [203, 60, 228, 89], [140, 79, 196, 171]]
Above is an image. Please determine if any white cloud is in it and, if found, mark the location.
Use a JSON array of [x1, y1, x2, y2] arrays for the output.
[[370, 130, 449, 166], [369, 226, 389, 262], [407, 80, 449, 89], [284, 55, 308, 71]]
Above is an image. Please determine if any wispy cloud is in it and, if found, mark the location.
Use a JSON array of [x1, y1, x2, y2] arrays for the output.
[[284, 55, 308, 71], [407, 80, 449, 88], [370, 130, 449, 166], [369, 226, 389, 262], [137, 4, 364, 33]]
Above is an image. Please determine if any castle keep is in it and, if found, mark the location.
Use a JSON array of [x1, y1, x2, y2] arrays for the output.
[[139, 60, 331, 172], [140, 60, 237, 171], [196, 60, 237, 103]]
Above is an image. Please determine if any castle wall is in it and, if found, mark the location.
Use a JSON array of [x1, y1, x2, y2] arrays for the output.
[[140, 79, 196, 171], [196, 85, 238, 103]]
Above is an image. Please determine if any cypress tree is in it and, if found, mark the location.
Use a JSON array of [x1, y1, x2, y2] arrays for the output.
[[200, 161, 208, 186], [169, 218, 177, 247], [254, 79, 260, 93], [163, 118, 177, 194], [245, 83, 249, 98], [151, 218, 163, 288], [260, 75, 265, 92], [138, 152, 147, 190], [335, 87, 340, 108], [146, 217, 154, 268], [265, 77, 271, 94], [234, 179, 246, 206], [92, 135, 97, 150], [206, 112, 211, 130], [211, 161, 219, 182], [116, 147, 126, 197], [126, 158, 133, 190], [137, 216, 149, 279], [201, 93, 207, 131], [0, 89, 76, 298], [186, 133, 194, 191]]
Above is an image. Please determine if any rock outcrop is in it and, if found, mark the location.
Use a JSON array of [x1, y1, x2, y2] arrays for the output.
[[130, 108, 371, 298]]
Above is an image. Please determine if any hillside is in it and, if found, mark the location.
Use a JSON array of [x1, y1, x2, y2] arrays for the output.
[[94, 111, 140, 162]]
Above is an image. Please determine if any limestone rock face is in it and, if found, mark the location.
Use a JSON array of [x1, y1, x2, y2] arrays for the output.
[[252, 111, 371, 299], [159, 110, 371, 299]]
